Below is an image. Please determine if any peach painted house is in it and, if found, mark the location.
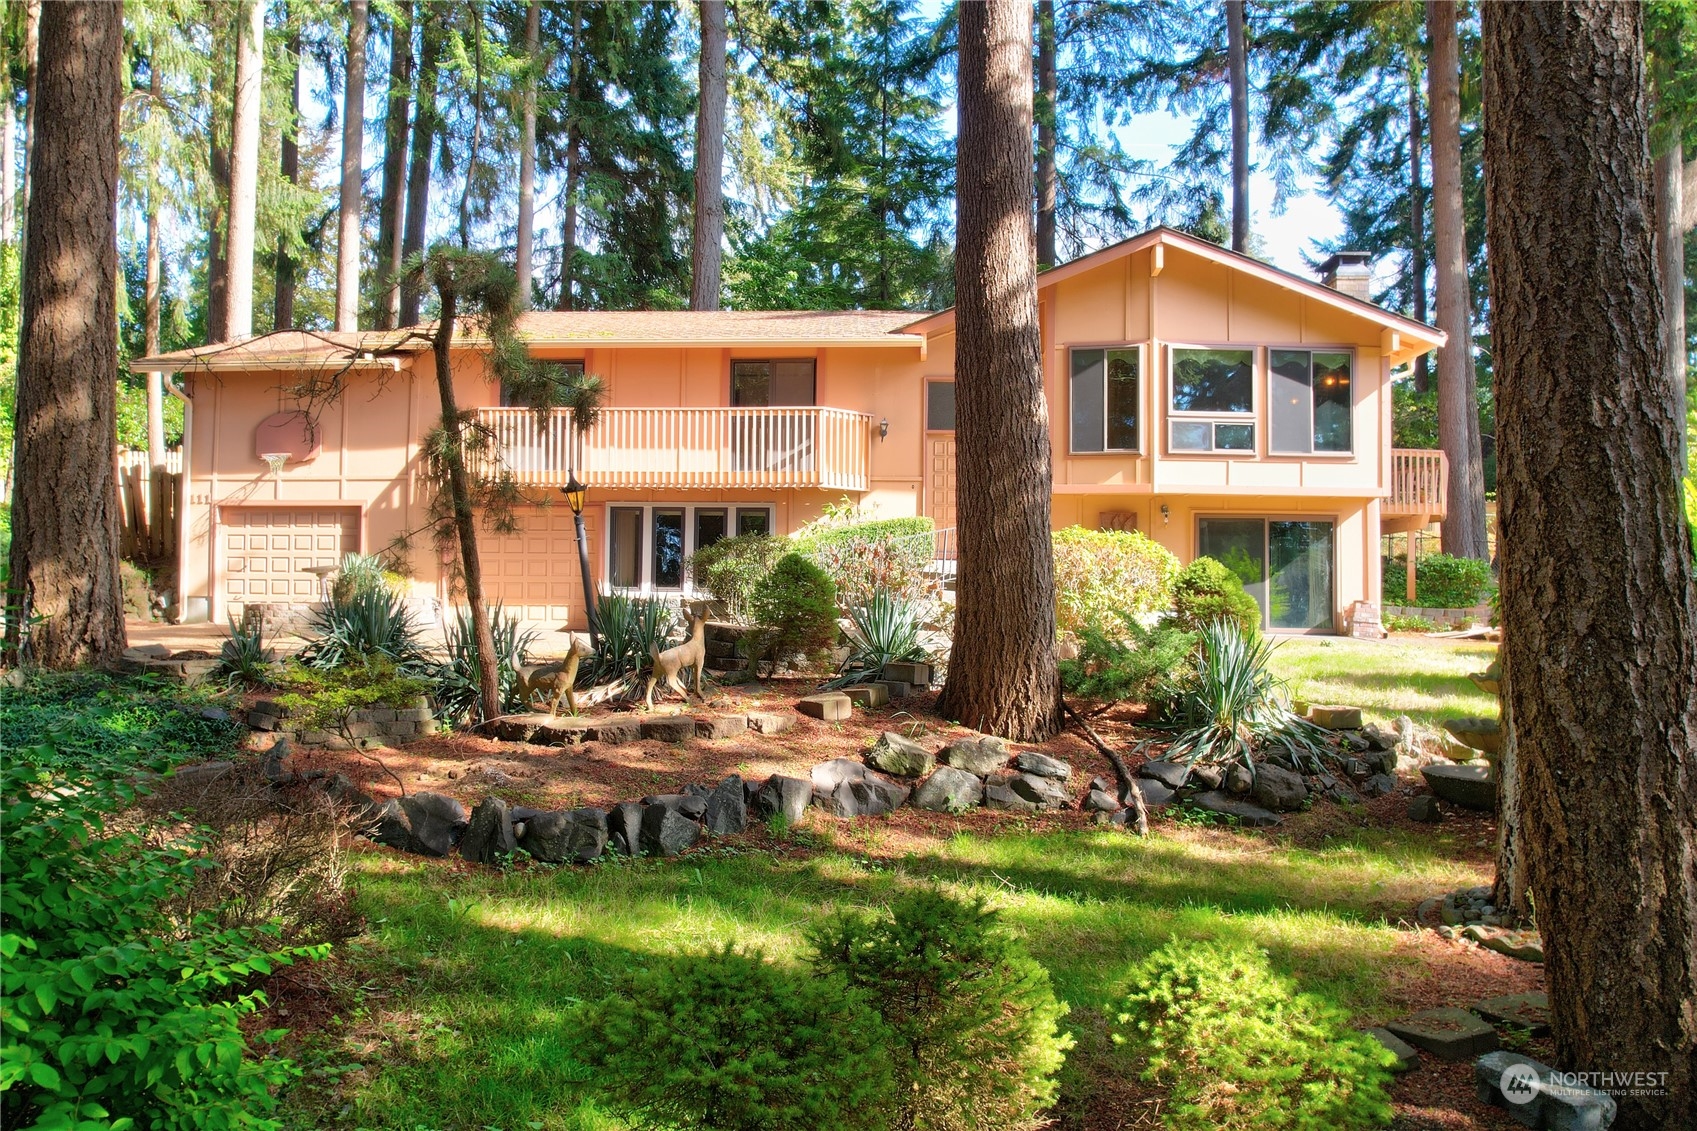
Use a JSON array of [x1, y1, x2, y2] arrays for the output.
[[134, 226, 1447, 636]]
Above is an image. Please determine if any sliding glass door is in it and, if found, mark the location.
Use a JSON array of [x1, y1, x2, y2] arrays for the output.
[[1196, 517, 1335, 632]]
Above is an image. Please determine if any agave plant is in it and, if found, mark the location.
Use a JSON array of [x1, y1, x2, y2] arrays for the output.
[[433, 603, 539, 725], [298, 586, 430, 674], [218, 614, 277, 688], [823, 589, 927, 688], [1144, 618, 1332, 774], [587, 591, 676, 691]]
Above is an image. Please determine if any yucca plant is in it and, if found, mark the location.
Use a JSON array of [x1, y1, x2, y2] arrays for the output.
[[1144, 618, 1333, 775], [298, 586, 429, 674], [823, 589, 927, 688], [434, 603, 539, 725], [218, 614, 277, 688], [587, 591, 676, 692]]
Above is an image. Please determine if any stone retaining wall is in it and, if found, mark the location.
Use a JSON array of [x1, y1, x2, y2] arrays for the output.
[[245, 697, 439, 749]]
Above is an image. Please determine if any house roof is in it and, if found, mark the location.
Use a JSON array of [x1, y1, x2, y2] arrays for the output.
[[898, 225, 1446, 366], [131, 310, 928, 373]]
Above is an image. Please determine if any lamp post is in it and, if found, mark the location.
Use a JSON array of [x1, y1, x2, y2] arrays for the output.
[[563, 471, 599, 648]]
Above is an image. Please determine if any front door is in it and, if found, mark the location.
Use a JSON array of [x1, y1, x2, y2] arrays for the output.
[[1196, 517, 1335, 632]]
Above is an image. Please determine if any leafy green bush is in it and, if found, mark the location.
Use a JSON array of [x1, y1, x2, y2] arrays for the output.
[[1151, 619, 1331, 773], [297, 586, 429, 673], [1, 739, 324, 1130], [219, 613, 278, 687], [0, 670, 245, 759], [794, 516, 938, 607], [272, 658, 433, 740], [1052, 526, 1182, 636], [790, 514, 933, 557], [686, 534, 784, 624], [572, 944, 894, 1131], [1060, 611, 1196, 708], [1381, 552, 1493, 608], [1383, 612, 1439, 633], [432, 604, 539, 725], [751, 553, 839, 659], [809, 889, 1072, 1131], [1114, 939, 1397, 1130], [825, 589, 928, 688], [1170, 557, 1262, 640]]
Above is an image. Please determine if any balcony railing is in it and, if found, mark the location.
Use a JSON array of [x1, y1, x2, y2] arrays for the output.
[[477, 406, 874, 492], [1386, 448, 1448, 518]]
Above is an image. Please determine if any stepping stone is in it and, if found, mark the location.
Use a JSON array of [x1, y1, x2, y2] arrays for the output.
[[865, 731, 934, 777], [1191, 790, 1282, 827], [798, 693, 853, 721], [1012, 751, 1071, 781], [1473, 993, 1551, 1036], [746, 711, 794, 735], [1309, 704, 1364, 730], [694, 715, 747, 740], [1364, 1027, 1420, 1073], [1475, 1050, 1617, 1130], [881, 661, 930, 687], [1137, 760, 1191, 790], [911, 766, 985, 812], [843, 683, 888, 707], [1422, 763, 1498, 811], [1384, 1008, 1500, 1062], [591, 714, 642, 745], [940, 736, 1010, 776], [640, 717, 696, 743], [874, 679, 913, 700]]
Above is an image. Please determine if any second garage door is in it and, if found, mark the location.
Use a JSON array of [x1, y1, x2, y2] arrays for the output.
[[223, 507, 359, 609]]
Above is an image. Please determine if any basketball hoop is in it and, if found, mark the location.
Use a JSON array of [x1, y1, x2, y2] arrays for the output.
[[260, 452, 289, 482]]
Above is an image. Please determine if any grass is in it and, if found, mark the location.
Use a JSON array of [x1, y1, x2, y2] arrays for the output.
[[288, 817, 1493, 1130], [1267, 635, 1499, 731]]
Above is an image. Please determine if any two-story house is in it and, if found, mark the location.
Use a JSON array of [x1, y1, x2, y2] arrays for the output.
[[135, 226, 1448, 635]]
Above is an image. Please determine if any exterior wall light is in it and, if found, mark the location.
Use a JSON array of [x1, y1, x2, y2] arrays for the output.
[[879, 417, 890, 440]]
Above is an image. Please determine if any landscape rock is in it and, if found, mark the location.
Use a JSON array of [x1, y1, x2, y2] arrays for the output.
[[520, 808, 608, 865], [1408, 794, 1444, 822], [1360, 723, 1398, 751], [1082, 789, 1120, 813], [1475, 1050, 1617, 1130], [397, 792, 469, 857], [1225, 764, 1253, 795], [642, 792, 709, 820], [911, 766, 985, 812], [746, 711, 795, 735], [797, 693, 853, 721], [1250, 763, 1309, 812], [695, 715, 747, 740], [1361, 773, 1398, 798], [1365, 1027, 1421, 1073], [940, 737, 1010, 776], [1189, 764, 1225, 790], [1422, 763, 1498, 811], [368, 799, 414, 851], [1363, 749, 1400, 775], [812, 758, 868, 792], [865, 732, 935, 777], [1009, 772, 1070, 809], [1473, 993, 1551, 1037], [1088, 776, 1111, 794], [816, 773, 910, 818], [1309, 704, 1364, 730], [1384, 1008, 1499, 1062], [702, 776, 748, 836], [607, 801, 644, 856], [753, 775, 812, 824], [1129, 778, 1175, 808], [458, 797, 516, 865], [1011, 751, 1071, 781], [323, 773, 381, 825], [843, 683, 889, 707], [983, 782, 1038, 812], [1137, 760, 1191, 790], [640, 716, 696, 743], [1191, 790, 1282, 827], [640, 803, 701, 856]]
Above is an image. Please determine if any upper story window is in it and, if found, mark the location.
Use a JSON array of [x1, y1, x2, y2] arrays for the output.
[[926, 380, 956, 431], [731, 359, 816, 406], [1269, 349, 1354, 454], [1169, 346, 1255, 453], [1070, 346, 1141, 452], [501, 359, 582, 406]]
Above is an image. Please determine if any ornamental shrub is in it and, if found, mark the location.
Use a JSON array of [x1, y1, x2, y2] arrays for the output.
[[1052, 526, 1183, 636], [1113, 938, 1398, 1131], [1059, 610, 1196, 709], [572, 944, 895, 1131], [752, 553, 840, 660], [1170, 557, 1262, 640], [808, 889, 1073, 1131], [795, 517, 938, 608], [1381, 552, 1493, 608], [687, 533, 784, 624]]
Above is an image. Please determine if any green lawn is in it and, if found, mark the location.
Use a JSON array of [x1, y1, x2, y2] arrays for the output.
[[1268, 635, 1499, 731], [293, 816, 1492, 1130]]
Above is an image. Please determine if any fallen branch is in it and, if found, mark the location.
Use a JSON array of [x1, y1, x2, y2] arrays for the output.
[[1063, 698, 1148, 836]]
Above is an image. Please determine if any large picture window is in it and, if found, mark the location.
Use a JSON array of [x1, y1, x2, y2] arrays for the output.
[[1269, 349, 1353, 454], [606, 503, 773, 593], [1169, 347, 1255, 453], [1070, 346, 1141, 452]]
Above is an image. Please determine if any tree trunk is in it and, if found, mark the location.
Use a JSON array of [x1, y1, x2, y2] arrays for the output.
[[1482, 5, 1697, 1127], [206, 14, 231, 345], [336, 0, 368, 331], [937, 0, 1060, 743], [514, 0, 539, 308], [401, 10, 441, 326], [4, 0, 126, 669], [430, 283, 502, 724], [556, 2, 582, 312], [1490, 694, 1531, 923], [1226, 0, 1249, 253], [1408, 63, 1430, 393], [1035, 0, 1057, 268], [1655, 142, 1687, 472], [225, 0, 264, 340], [145, 63, 165, 470], [375, 5, 411, 332], [691, 0, 727, 311], [2, 78, 14, 246], [273, 21, 301, 331], [18, 0, 39, 240], [1428, 0, 1488, 559]]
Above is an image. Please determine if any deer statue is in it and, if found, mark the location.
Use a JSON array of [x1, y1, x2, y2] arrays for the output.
[[645, 604, 709, 711], [517, 632, 597, 717]]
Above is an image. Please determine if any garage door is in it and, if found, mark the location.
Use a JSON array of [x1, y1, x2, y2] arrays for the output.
[[223, 507, 359, 606], [479, 506, 596, 627]]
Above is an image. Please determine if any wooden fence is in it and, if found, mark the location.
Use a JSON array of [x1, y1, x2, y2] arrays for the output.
[[115, 449, 181, 563]]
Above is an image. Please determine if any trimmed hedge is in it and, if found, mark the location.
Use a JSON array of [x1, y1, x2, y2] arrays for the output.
[[1381, 552, 1493, 608], [1170, 557, 1263, 640]]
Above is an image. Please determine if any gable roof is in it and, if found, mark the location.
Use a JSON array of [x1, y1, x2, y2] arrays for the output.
[[899, 225, 1445, 365]]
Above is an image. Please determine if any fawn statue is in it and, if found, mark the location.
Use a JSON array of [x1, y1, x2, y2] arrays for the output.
[[517, 632, 597, 717], [644, 605, 708, 711]]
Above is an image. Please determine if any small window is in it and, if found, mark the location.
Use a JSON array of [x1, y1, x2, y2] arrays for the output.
[[653, 509, 685, 588], [1070, 347, 1141, 452], [1168, 346, 1256, 454], [926, 381, 956, 431], [731, 359, 816, 406], [695, 508, 728, 550], [501, 359, 583, 407], [1269, 349, 1353, 454], [736, 508, 771, 537], [608, 507, 643, 588]]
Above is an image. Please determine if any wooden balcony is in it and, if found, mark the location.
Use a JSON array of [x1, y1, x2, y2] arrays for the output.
[[476, 406, 874, 492], [1385, 448, 1448, 519]]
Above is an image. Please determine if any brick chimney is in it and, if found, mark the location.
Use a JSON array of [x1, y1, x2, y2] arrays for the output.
[[1319, 251, 1373, 301]]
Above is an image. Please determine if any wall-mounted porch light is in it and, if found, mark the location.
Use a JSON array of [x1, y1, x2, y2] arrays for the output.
[[1160, 503, 1170, 525], [879, 417, 889, 440]]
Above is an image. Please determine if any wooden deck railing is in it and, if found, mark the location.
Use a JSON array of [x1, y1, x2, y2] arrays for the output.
[[1385, 448, 1448, 517], [476, 406, 874, 492]]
